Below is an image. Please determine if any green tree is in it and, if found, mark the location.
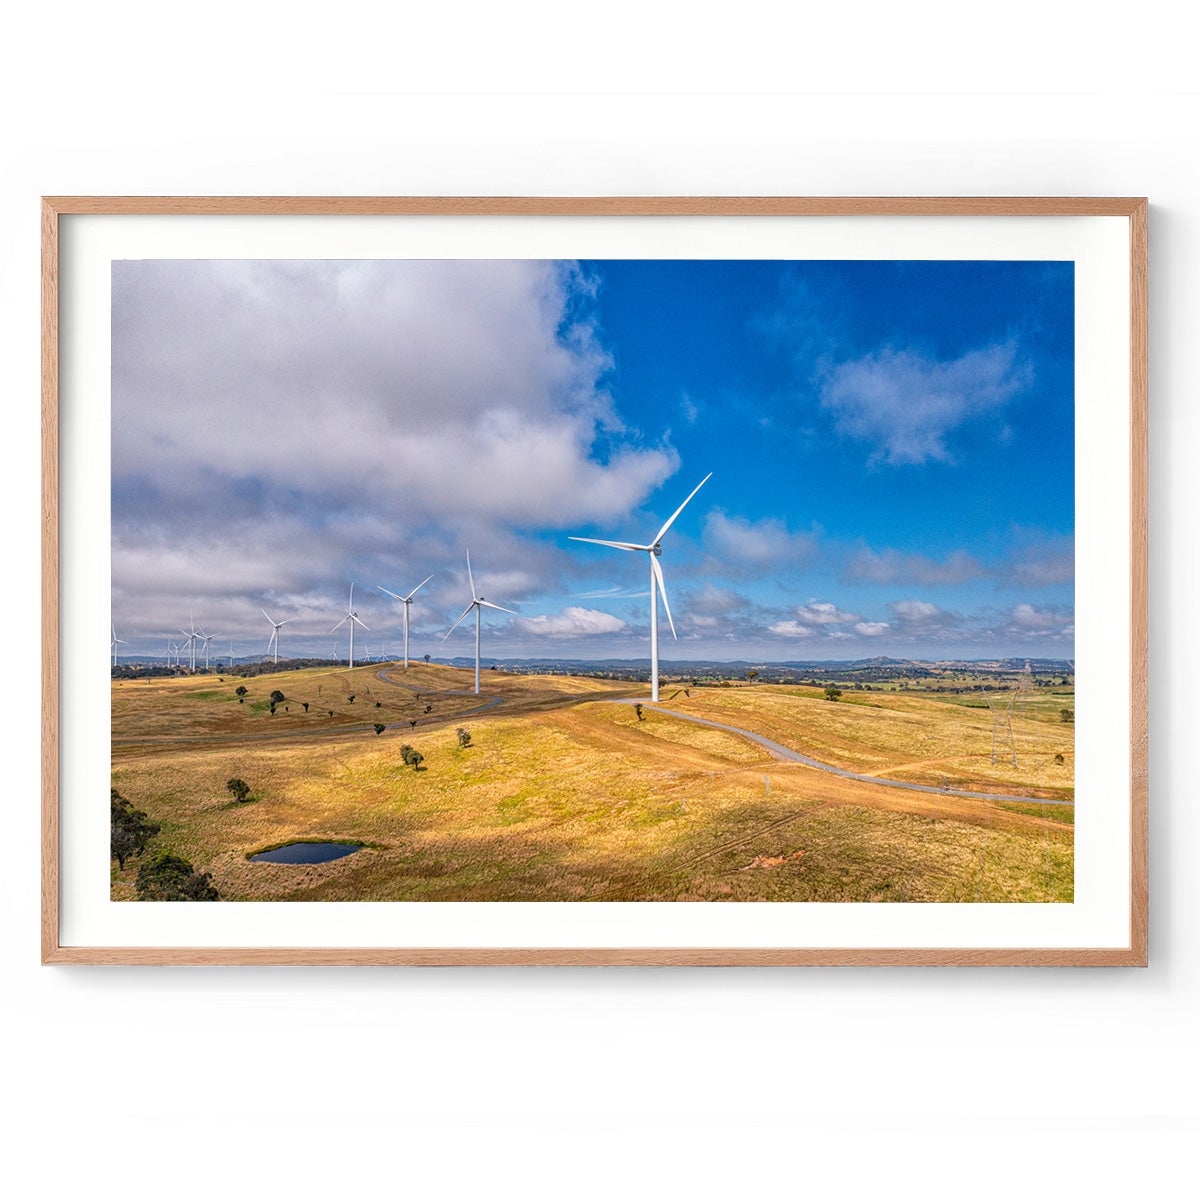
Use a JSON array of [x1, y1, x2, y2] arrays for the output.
[[408, 750, 424, 771], [269, 689, 285, 704], [374, 723, 386, 735], [424, 654, 430, 664], [226, 777, 251, 803], [400, 744, 415, 766], [456, 727, 472, 748], [823, 686, 843, 702], [235, 685, 248, 704], [746, 669, 759, 684], [634, 703, 644, 721], [111, 788, 160, 870], [135, 853, 220, 901]]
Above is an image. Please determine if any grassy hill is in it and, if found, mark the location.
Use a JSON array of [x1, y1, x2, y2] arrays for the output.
[[111, 662, 1073, 903]]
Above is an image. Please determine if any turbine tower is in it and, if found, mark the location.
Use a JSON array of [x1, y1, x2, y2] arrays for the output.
[[569, 472, 711, 702], [261, 609, 295, 666], [442, 551, 515, 696], [378, 575, 434, 668], [110, 624, 127, 667], [330, 583, 368, 668]]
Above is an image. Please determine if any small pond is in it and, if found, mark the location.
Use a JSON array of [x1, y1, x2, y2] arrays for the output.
[[249, 841, 362, 865]]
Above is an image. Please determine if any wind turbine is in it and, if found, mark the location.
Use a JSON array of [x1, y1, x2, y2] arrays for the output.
[[330, 583, 368, 668], [199, 630, 217, 670], [442, 551, 515, 696], [110, 624, 127, 667], [228, 640, 236, 670], [261, 609, 295, 666], [377, 575, 434, 668], [179, 616, 202, 672], [569, 472, 711, 702]]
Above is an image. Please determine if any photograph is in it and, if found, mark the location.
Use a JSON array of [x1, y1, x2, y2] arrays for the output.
[[108, 253, 1077, 905]]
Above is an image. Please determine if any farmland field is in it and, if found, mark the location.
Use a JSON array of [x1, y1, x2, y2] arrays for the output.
[[111, 662, 1073, 902]]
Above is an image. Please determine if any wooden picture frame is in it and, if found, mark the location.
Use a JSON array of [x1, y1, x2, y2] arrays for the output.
[[42, 196, 1147, 965]]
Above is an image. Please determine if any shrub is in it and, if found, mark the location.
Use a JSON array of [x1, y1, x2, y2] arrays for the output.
[[400, 744, 414, 765], [1060, 708, 1074, 723], [269, 689, 285, 704], [225, 777, 251, 803], [374, 723, 386, 735], [408, 750, 424, 771], [111, 788, 160, 870], [135, 853, 219, 901], [634, 703, 644, 721], [456, 727, 472, 748], [823, 686, 843, 702]]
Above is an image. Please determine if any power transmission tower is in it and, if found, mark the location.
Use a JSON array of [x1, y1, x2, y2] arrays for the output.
[[986, 687, 1017, 768]]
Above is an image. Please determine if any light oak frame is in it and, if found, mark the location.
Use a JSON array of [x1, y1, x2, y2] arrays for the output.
[[41, 196, 1148, 966]]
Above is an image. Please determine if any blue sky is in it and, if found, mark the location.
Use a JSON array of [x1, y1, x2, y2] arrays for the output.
[[111, 257, 1074, 662]]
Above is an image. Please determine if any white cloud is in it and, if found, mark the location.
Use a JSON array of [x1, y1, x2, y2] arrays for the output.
[[510, 607, 627, 638], [1007, 603, 1074, 635], [113, 259, 677, 532], [703, 510, 818, 567], [888, 599, 953, 625], [819, 343, 1029, 466], [843, 546, 986, 586], [793, 600, 861, 626], [853, 621, 890, 637], [767, 620, 815, 638]]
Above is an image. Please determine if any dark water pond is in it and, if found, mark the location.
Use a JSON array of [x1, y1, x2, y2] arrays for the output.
[[250, 842, 362, 864]]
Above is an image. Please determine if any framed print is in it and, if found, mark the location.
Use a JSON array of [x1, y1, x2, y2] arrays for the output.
[[42, 196, 1147, 965]]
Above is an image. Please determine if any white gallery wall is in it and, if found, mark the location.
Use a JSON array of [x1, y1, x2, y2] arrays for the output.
[[1, 3, 1194, 1194]]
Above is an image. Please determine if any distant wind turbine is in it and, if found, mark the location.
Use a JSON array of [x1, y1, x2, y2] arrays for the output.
[[199, 630, 217, 670], [442, 551, 515, 696], [569, 472, 711, 702], [261, 608, 295, 665], [378, 574, 434, 668], [330, 583, 368, 668], [179, 615, 202, 672], [111, 624, 127, 667]]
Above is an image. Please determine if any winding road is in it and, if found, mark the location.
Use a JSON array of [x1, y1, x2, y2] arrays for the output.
[[603, 699, 1074, 808]]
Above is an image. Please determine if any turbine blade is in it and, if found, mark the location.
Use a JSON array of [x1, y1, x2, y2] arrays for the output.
[[567, 536, 648, 552], [351, 614, 370, 630], [260, 608, 274, 623], [330, 615, 350, 632], [279, 618, 296, 625], [442, 602, 476, 640], [404, 574, 434, 601], [377, 586, 403, 602], [651, 554, 676, 639], [653, 472, 712, 545], [478, 600, 516, 615], [466, 551, 476, 600]]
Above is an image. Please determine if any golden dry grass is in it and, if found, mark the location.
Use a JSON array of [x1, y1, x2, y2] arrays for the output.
[[653, 684, 1074, 798], [111, 663, 1072, 903]]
